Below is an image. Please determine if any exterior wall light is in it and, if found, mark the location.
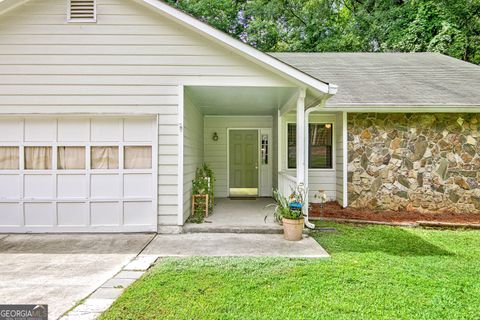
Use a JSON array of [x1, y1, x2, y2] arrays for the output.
[[212, 132, 219, 141]]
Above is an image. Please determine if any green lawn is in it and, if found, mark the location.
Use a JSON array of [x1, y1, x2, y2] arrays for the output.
[[100, 223, 480, 320]]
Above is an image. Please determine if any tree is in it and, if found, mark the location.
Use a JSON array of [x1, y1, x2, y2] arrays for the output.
[[165, 0, 480, 64]]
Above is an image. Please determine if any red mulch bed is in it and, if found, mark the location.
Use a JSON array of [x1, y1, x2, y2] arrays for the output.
[[310, 202, 480, 224]]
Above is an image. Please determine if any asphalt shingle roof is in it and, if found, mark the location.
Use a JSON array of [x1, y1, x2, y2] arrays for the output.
[[270, 52, 480, 107]]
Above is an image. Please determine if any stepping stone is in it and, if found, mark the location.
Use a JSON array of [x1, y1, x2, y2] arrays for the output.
[[123, 254, 158, 271]]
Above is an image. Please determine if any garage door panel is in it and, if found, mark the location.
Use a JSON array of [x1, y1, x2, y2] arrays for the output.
[[24, 202, 55, 226], [0, 175, 20, 199], [91, 202, 121, 226], [0, 118, 22, 142], [58, 118, 89, 142], [0, 203, 21, 226], [57, 202, 88, 226], [91, 174, 120, 199], [24, 174, 54, 199], [24, 118, 57, 142], [124, 174, 151, 198], [57, 175, 87, 199], [91, 118, 122, 142], [124, 202, 154, 225], [0, 116, 157, 233], [124, 118, 154, 142]]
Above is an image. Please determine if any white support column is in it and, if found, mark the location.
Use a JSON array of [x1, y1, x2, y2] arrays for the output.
[[296, 88, 306, 184], [342, 111, 348, 208]]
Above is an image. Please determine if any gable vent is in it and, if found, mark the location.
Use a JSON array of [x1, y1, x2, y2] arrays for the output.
[[68, 0, 96, 22]]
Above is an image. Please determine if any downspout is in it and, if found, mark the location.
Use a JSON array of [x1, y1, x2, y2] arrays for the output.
[[303, 95, 329, 229]]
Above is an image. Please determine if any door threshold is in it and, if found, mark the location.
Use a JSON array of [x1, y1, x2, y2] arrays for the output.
[[229, 188, 258, 197]]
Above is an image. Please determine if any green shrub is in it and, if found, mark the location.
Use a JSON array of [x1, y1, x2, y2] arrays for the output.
[[189, 163, 215, 223]]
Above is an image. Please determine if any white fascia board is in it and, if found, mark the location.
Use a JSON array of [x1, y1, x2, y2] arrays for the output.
[[0, 0, 30, 15], [138, 0, 335, 95]]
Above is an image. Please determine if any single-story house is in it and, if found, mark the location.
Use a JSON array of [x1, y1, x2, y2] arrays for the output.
[[0, 0, 479, 233]]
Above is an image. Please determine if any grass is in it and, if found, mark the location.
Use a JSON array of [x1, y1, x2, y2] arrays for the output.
[[100, 223, 480, 320]]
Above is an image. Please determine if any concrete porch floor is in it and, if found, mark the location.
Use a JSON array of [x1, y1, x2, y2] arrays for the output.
[[183, 198, 283, 233]]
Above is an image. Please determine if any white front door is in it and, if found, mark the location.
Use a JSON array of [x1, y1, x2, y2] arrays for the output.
[[0, 116, 157, 232]]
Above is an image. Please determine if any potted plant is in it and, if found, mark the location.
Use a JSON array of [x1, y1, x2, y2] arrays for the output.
[[267, 186, 307, 241]]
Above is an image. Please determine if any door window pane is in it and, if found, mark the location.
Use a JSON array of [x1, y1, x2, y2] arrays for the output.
[[58, 146, 85, 169], [0, 146, 19, 170], [287, 123, 333, 169], [124, 146, 152, 169], [91, 146, 118, 169], [25, 146, 52, 170]]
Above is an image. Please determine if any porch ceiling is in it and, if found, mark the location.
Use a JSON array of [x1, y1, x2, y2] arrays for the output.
[[186, 86, 298, 115]]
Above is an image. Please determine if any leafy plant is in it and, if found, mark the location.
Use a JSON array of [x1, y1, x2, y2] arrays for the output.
[[189, 163, 215, 223], [266, 185, 307, 223]]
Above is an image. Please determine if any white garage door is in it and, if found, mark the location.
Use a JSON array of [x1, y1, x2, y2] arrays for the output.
[[0, 116, 157, 233]]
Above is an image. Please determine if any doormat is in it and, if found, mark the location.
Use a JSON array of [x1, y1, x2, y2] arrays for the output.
[[229, 197, 257, 200]]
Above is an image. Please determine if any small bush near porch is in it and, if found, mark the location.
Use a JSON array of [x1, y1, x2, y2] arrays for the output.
[[100, 224, 480, 319]]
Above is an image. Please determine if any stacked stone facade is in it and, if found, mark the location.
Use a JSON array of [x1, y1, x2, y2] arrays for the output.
[[347, 113, 480, 213]]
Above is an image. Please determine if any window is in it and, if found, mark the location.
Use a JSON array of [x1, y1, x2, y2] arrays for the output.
[[25, 146, 52, 170], [58, 146, 85, 169], [124, 146, 152, 169], [91, 146, 118, 169], [0, 147, 19, 170], [288, 123, 333, 169], [261, 134, 268, 165], [68, 0, 96, 22]]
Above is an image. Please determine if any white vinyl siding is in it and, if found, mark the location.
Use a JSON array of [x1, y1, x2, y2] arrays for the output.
[[0, 0, 290, 228], [182, 94, 204, 223]]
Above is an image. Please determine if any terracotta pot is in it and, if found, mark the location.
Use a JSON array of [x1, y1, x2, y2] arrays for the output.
[[282, 217, 304, 241]]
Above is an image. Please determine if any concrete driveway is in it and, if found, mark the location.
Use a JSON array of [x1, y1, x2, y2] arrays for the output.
[[0, 233, 154, 319]]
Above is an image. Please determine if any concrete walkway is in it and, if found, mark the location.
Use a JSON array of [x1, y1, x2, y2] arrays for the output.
[[0, 234, 154, 319], [143, 233, 329, 258]]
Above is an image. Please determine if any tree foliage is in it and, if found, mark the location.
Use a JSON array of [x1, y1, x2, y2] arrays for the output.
[[165, 0, 480, 64]]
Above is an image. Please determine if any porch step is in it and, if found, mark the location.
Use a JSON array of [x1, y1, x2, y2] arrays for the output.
[[182, 224, 283, 234]]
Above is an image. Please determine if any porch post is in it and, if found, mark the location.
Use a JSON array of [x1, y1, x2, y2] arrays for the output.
[[296, 88, 306, 184]]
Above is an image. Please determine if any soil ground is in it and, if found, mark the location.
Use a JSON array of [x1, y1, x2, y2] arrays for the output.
[[310, 202, 480, 224]]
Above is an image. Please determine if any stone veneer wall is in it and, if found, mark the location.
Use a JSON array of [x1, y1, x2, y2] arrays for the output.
[[347, 113, 480, 213]]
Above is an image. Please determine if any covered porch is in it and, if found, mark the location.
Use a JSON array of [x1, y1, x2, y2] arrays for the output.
[[181, 85, 346, 229]]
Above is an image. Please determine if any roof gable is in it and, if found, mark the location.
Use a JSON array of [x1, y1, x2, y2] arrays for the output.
[[0, 0, 336, 96], [135, 0, 335, 95]]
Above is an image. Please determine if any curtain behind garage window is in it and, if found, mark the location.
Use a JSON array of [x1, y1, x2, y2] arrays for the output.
[[0, 146, 19, 170], [25, 146, 52, 170], [91, 146, 118, 169], [124, 146, 152, 169], [58, 147, 85, 169]]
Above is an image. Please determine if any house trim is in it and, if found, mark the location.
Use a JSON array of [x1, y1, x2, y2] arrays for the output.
[[323, 106, 480, 112], [137, 0, 336, 95], [177, 85, 185, 226], [0, 0, 29, 15], [342, 111, 348, 208]]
